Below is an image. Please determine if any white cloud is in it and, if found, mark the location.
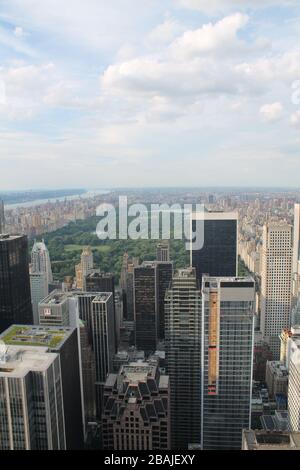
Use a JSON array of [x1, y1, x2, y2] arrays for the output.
[[0, 26, 35, 57], [14, 26, 25, 37], [290, 111, 300, 127], [177, 0, 295, 14], [146, 18, 185, 45], [260, 102, 283, 122], [170, 13, 249, 58]]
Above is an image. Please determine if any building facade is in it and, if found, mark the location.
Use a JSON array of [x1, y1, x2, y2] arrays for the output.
[[201, 276, 255, 450], [165, 268, 201, 449], [102, 359, 170, 450], [134, 262, 158, 354], [190, 211, 238, 285], [0, 234, 33, 333], [261, 223, 293, 359]]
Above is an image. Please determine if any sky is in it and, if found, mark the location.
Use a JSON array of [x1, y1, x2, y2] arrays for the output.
[[1, 0, 300, 189]]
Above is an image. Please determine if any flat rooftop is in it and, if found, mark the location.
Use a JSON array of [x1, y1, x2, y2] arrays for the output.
[[0, 325, 73, 349], [243, 430, 300, 450], [92, 293, 112, 302], [121, 361, 157, 383], [192, 210, 238, 220], [0, 345, 58, 378], [39, 290, 69, 305], [0, 234, 24, 242]]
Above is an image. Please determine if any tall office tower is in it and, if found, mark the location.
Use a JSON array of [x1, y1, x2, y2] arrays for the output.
[[76, 246, 94, 290], [0, 325, 84, 449], [190, 210, 238, 284], [0, 200, 5, 233], [91, 293, 116, 417], [102, 358, 170, 450], [86, 271, 115, 297], [292, 204, 300, 297], [125, 266, 135, 321], [134, 262, 158, 354], [86, 272, 117, 350], [156, 261, 173, 340], [120, 255, 139, 321], [31, 240, 53, 286], [157, 242, 170, 262], [0, 234, 33, 333], [76, 291, 116, 419], [288, 335, 300, 431], [30, 271, 48, 324], [79, 321, 97, 424], [165, 268, 201, 449], [201, 276, 255, 450], [0, 344, 65, 450], [120, 252, 130, 291], [261, 223, 293, 358], [38, 290, 78, 326]]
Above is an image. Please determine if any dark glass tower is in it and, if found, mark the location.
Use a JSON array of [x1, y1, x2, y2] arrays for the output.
[[156, 261, 173, 340], [190, 211, 238, 284], [85, 272, 117, 351], [0, 234, 33, 332], [134, 262, 158, 354]]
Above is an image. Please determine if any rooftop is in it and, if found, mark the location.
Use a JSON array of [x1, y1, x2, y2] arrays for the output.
[[92, 293, 112, 303], [39, 290, 69, 306], [243, 430, 300, 450], [121, 361, 157, 384], [0, 345, 58, 378], [0, 325, 73, 349], [0, 234, 24, 242]]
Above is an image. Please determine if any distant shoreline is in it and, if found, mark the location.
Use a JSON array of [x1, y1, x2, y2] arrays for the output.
[[2, 189, 110, 209]]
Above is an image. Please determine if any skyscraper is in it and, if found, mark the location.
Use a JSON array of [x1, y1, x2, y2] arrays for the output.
[[157, 242, 170, 262], [261, 223, 293, 358], [190, 211, 238, 284], [201, 276, 255, 450], [102, 358, 170, 450], [30, 271, 48, 324], [0, 325, 84, 449], [165, 268, 201, 449], [134, 262, 158, 354], [287, 335, 300, 431], [0, 200, 5, 233], [0, 344, 66, 450], [31, 240, 53, 286], [91, 293, 116, 417], [86, 272, 117, 350], [0, 234, 33, 333], [75, 247, 94, 290], [292, 204, 300, 297], [156, 261, 173, 340]]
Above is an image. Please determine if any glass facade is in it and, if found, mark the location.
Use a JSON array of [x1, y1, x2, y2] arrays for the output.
[[201, 278, 254, 450], [191, 218, 237, 284], [134, 264, 158, 353], [0, 235, 33, 332], [165, 268, 202, 449]]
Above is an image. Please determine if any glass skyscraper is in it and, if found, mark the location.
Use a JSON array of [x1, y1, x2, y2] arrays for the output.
[[201, 276, 255, 450], [0, 234, 33, 333], [190, 211, 238, 285]]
